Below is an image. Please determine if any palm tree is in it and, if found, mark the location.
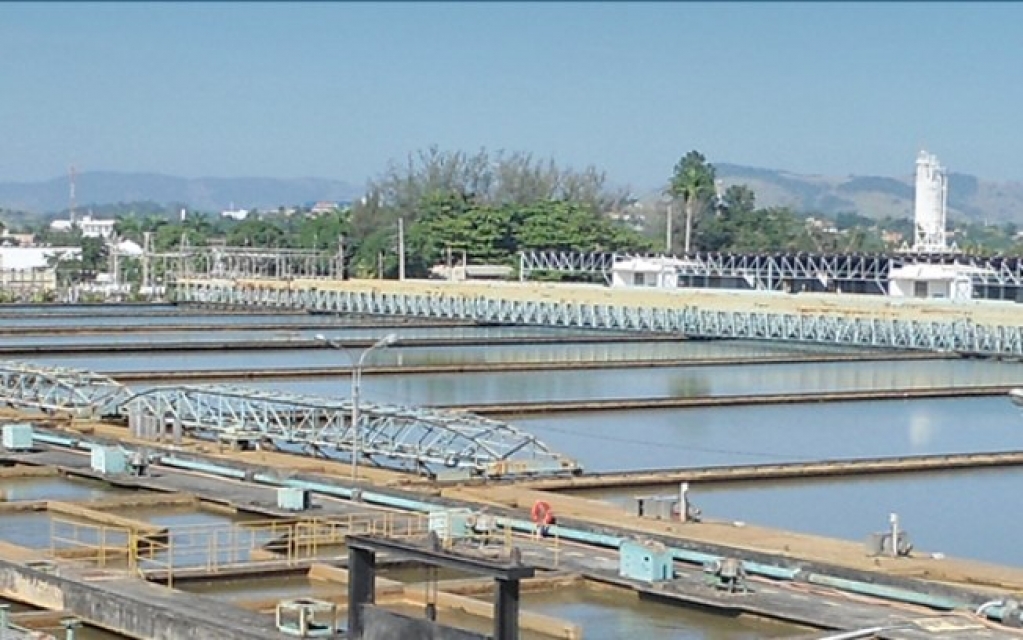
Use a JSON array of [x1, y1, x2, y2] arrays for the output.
[[668, 151, 717, 253]]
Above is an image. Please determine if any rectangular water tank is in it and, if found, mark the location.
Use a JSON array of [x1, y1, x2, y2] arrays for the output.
[[1, 424, 33, 451], [90, 446, 126, 475], [277, 487, 311, 511], [619, 539, 673, 582]]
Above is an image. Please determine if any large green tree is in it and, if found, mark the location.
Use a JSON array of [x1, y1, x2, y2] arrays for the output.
[[346, 147, 640, 275]]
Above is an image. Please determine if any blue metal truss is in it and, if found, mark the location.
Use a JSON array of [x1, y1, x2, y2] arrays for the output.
[[122, 384, 580, 478], [172, 279, 1023, 356], [0, 361, 132, 418]]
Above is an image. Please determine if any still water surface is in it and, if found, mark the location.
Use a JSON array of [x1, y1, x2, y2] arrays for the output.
[[519, 398, 1023, 566], [183, 359, 1023, 407], [596, 468, 1023, 569], [181, 577, 805, 639], [0, 477, 130, 502], [518, 397, 1023, 469], [32, 339, 860, 372]]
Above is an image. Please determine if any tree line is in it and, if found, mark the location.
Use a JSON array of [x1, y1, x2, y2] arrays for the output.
[[7, 146, 1023, 292]]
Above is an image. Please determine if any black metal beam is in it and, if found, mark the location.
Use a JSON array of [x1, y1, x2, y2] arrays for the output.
[[347, 545, 376, 638], [346, 534, 535, 580], [494, 577, 520, 640]]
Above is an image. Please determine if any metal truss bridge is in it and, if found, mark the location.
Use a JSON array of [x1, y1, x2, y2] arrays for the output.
[[0, 361, 131, 418], [139, 245, 344, 282], [122, 385, 580, 478], [0, 359, 579, 479], [518, 251, 1023, 298], [173, 279, 1023, 356]]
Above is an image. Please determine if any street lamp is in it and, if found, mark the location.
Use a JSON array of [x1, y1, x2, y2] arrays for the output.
[[314, 332, 399, 482]]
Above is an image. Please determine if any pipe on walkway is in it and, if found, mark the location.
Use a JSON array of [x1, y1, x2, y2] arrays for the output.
[[28, 431, 1000, 624], [976, 600, 1023, 625], [804, 573, 962, 611]]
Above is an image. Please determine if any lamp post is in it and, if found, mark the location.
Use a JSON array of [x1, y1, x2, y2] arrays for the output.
[[315, 333, 399, 482]]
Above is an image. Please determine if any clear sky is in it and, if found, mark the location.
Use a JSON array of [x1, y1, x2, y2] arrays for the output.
[[2, 2, 1021, 190]]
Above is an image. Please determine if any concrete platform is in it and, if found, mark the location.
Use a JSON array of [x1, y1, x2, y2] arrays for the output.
[[438, 534, 1021, 640], [0, 559, 284, 640], [8, 431, 1023, 638]]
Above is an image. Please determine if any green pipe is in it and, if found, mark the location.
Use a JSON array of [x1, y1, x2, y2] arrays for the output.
[[28, 431, 996, 619], [806, 573, 964, 611]]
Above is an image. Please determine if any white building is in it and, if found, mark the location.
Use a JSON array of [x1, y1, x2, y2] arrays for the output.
[[113, 239, 144, 257], [0, 246, 81, 270], [0, 246, 81, 295], [310, 201, 340, 215], [221, 207, 250, 221], [610, 256, 694, 289], [887, 264, 991, 302], [49, 214, 117, 239]]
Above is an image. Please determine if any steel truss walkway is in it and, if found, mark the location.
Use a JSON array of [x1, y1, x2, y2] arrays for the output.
[[146, 246, 344, 281], [0, 361, 131, 418], [518, 251, 1023, 296], [173, 279, 1023, 356], [122, 385, 580, 478]]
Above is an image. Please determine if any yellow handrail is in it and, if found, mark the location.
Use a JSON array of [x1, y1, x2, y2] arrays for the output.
[[45, 511, 432, 585]]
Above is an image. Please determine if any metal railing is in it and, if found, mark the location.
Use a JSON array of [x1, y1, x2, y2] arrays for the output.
[[48, 512, 431, 588], [432, 511, 562, 569], [49, 517, 134, 569]]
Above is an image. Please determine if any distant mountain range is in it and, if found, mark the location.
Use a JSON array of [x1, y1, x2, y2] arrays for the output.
[[711, 163, 1023, 224], [2, 165, 1021, 224], [0, 172, 362, 215]]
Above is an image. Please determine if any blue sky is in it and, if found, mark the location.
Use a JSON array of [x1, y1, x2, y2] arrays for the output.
[[1, 2, 1021, 190]]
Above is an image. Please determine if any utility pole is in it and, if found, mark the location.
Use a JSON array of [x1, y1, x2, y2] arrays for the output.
[[397, 218, 405, 281]]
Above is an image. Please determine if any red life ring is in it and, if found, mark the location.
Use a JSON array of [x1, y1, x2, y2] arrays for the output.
[[531, 500, 554, 525]]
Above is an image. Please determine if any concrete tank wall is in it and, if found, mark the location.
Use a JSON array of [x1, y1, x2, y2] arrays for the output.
[[0, 560, 281, 640]]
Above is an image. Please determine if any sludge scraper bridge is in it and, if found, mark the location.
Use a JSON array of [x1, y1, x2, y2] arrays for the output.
[[123, 385, 580, 478], [0, 360, 132, 418], [0, 361, 579, 479]]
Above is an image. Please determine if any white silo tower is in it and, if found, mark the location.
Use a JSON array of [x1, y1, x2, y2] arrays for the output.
[[913, 150, 949, 252]]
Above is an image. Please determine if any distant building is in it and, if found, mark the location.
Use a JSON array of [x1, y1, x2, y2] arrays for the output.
[[49, 214, 116, 239], [887, 263, 992, 302], [611, 256, 695, 289], [0, 246, 81, 295], [221, 207, 250, 221], [0, 246, 81, 270], [113, 239, 144, 257], [310, 201, 340, 215], [0, 229, 35, 247]]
